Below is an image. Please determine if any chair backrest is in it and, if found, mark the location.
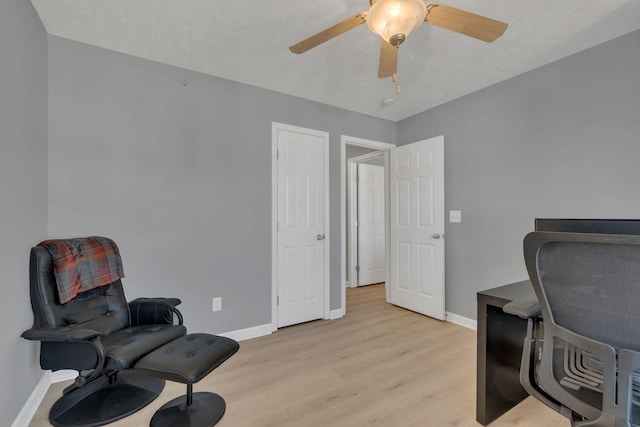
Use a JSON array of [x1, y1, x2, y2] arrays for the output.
[[29, 246, 130, 335], [524, 231, 640, 424]]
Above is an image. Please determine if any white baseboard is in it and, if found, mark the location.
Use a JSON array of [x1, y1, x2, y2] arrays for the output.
[[329, 308, 345, 320], [50, 369, 77, 383], [217, 323, 273, 342], [445, 311, 477, 331], [11, 371, 51, 427]]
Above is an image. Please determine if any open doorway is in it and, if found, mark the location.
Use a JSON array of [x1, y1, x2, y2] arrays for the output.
[[347, 152, 386, 288], [341, 135, 446, 320], [340, 136, 396, 314]]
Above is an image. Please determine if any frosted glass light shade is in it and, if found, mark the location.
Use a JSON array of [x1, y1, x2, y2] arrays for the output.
[[366, 0, 427, 43]]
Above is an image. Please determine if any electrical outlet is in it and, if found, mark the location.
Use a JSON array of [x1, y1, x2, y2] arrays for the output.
[[212, 297, 222, 312]]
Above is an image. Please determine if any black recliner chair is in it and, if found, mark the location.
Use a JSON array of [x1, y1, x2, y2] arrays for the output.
[[22, 239, 238, 427]]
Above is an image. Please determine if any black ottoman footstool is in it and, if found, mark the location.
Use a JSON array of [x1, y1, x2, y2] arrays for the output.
[[136, 333, 239, 427]]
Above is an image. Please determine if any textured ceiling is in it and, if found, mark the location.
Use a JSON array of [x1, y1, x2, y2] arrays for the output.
[[31, 0, 640, 121]]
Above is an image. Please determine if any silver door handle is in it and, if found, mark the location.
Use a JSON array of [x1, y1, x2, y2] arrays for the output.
[[432, 233, 442, 239], [317, 234, 326, 241]]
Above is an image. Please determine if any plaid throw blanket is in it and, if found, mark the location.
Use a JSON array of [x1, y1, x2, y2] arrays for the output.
[[38, 236, 125, 304]]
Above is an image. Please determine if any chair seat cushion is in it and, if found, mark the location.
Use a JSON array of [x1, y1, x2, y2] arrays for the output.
[[101, 324, 186, 370]]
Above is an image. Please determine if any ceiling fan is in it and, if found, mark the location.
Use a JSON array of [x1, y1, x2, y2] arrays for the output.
[[289, 0, 508, 92]]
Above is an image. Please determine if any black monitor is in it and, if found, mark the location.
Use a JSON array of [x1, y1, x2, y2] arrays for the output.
[[535, 218, 640, 235]]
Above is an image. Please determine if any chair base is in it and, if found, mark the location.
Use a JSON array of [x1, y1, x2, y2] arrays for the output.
[[49, 371, 165, 427], [150, 392, 226, 427]]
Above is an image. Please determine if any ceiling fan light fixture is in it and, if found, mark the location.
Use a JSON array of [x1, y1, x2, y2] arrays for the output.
[[366, 0, 426, 45]]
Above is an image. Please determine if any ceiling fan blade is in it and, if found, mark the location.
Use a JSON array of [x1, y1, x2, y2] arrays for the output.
[[289, 13, 367, 54], [378, 40, 397, 78], [425, 3, 508, 43]]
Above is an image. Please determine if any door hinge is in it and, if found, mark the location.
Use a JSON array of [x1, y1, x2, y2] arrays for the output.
[[276, 149, 279, 160], [356, 175, 359, 183], [277, 295, 279, 305], [355, 265, 360, 272]]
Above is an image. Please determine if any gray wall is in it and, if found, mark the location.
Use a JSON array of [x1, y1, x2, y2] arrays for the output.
[[0, 0, 48, 421], [398, 29, 640, 320], [47, 36, 396, 334]]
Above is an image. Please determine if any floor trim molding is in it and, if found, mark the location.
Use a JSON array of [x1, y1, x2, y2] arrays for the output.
[[445, 311, 477, 331], [217, 323, 273, 342], [50, 370, 77, 383], [11, 371, 51, 427], [329, 308, 345, 320]]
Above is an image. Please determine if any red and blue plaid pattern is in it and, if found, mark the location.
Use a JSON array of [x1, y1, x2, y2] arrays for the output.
[[38, 236, 125, 304]]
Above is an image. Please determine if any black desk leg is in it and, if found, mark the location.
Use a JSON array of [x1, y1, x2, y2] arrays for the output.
[[477, 301, 529, 425]]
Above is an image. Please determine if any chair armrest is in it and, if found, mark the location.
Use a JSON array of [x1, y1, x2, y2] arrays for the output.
[[503, 297, 541, 318], [129, 297, 183, 326], [21, 326, 101, 342], [23, 326, 107, 389]]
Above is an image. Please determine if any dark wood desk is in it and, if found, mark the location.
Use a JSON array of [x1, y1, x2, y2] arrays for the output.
[[476, 280, 536, 425]]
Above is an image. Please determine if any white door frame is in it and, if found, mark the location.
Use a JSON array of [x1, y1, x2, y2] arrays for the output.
[[348, 151, 386, 289], [272, 122, 330, 331], [340, 135, 396, 315]]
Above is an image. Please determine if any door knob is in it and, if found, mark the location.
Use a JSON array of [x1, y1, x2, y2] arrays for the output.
[[432, 233, 442, 239], [317, 234, 326, 241]]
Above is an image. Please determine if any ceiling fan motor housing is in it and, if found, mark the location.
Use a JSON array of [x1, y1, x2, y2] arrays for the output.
[[389, 33, 406, 46]]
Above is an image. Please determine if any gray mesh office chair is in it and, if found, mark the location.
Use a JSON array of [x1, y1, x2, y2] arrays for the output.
[[513, 231, 640, 426]]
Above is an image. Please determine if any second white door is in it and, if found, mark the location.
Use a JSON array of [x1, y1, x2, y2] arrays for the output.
[[389, 136, 445, 320], [357, 163, 386, 286]]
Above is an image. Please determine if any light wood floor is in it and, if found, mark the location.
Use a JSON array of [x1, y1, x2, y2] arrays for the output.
[[30, 284, 567, 426]]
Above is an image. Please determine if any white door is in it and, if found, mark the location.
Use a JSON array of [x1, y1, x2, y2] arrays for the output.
[[357, 163, 386, 286], [389, 136, 445, 320], [275, 124, 328, 328]]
